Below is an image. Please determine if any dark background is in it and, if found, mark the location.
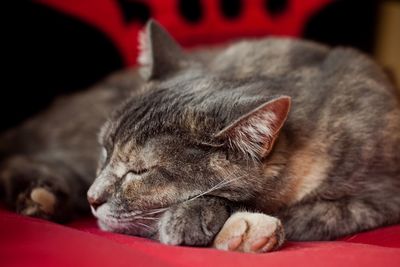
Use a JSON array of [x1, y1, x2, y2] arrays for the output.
[[3, 0, 380, 132]]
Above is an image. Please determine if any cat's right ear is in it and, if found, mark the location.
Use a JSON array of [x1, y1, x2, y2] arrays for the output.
[[138, 20, 188, 80], [215, 96, 291, 160]]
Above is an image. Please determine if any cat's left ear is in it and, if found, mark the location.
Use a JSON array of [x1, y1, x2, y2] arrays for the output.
[[215, 96, 291, 159], [138, 19, 188, 80]]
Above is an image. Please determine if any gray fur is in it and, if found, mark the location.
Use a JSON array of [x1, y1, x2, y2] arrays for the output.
[[158, 197, 230, 246], [1, 21, 399, 246]]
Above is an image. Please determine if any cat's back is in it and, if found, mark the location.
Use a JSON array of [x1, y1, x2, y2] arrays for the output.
[[210, 37, 399, 129], [210, 37, 327, 76], [210, 37, 400, 177], [0, 68, 143, 158]]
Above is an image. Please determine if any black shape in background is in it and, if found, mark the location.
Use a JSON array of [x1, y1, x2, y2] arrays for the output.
[[3, 0, 379, 133], [303, 0, 379, 54], [178, 0, 203, 23], [220, 0, 242, 20], [264, 0, 288, 16], [2, 2, 123, 132], [117, 0, 151, 24]]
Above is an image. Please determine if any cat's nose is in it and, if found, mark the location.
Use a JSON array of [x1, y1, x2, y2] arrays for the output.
[[87, 170, 115, 210], [87, 196, 106, 210]]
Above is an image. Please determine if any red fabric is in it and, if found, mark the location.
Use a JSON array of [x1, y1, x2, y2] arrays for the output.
[[1, 208, 400, 267]]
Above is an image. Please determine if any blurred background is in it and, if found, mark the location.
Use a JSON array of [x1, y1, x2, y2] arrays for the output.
[[4, 0, 400, 132]]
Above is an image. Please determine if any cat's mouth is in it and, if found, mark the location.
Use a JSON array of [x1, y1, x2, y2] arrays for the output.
[[91, 203, 168, 237], [91, 193, 214, 236]]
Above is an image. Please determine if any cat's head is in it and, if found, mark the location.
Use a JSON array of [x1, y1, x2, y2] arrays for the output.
[[87, 20, 291, 237]]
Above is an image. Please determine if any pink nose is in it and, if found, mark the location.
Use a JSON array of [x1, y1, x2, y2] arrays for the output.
[[87, 196, 106, 210]]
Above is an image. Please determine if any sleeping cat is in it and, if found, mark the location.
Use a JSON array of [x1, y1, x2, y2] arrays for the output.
[[1, 20, 400, 253]]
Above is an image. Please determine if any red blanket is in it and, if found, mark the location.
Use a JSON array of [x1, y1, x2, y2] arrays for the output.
[[1, 208, 399, 267]]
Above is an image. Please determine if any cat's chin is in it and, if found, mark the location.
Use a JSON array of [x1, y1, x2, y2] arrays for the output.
[[96, 219, 152, 237], [91, 204, 157, 238]]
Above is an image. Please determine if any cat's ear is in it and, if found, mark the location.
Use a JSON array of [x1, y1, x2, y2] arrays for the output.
[[138, 19, 188, 80], [215, 96, 291, 159]]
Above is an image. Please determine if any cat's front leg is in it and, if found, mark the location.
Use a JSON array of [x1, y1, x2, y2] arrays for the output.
[[213, 212, 285, 253], [0, 154, 87, 222], [157, 197, 230, 247]]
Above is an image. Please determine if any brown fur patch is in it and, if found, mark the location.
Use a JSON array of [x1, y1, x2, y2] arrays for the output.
[[284, 141, 331, 204], [381, 109, 400, 166], [383, 110, 400, 143]]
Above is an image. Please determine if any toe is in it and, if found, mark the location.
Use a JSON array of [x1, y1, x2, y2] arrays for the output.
[[213, 218, 248, 251], [227, 236, 243, 251], [250, 236, 270, 252], [30, 187, 56, 214]]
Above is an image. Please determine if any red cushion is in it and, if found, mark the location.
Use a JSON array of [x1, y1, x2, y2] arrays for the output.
[[1, 208, 399, 267]]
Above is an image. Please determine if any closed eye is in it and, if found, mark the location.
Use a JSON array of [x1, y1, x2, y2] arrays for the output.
[[128, 168, 149, 175], [124, 168, 149, 182]]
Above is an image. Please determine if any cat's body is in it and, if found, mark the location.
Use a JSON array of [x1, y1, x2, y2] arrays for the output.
[[1, 21, 399, 253], [0, 69, 139, 219]]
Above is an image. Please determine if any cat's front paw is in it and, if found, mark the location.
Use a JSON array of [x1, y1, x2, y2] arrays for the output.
[[213, 212, 285, 253], [158, 197, 230, 247], [0, 155, 71, 222], [16, 184, 58, 220]]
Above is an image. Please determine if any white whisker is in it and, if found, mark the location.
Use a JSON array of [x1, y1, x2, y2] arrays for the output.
[[137, 217, 158, 220], [185, 174, 246, 204], [142, 208, 169, 215], [119, 210, 143, 218], [116, 216, 160, 223], [136, 222, 154, 231]]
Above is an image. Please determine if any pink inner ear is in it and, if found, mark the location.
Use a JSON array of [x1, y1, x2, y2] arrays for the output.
[[263, 96, 292, 135], [216, 96, 291, 159], [137, 29, 151, 67], [258, 96, 291, 155]]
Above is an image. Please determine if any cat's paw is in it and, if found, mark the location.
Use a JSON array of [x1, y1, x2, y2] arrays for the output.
[[16, 184, 58, 220], [213, 212, 285, 253], [158, 197, 230, 247], [0, 155, 71, 222]]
